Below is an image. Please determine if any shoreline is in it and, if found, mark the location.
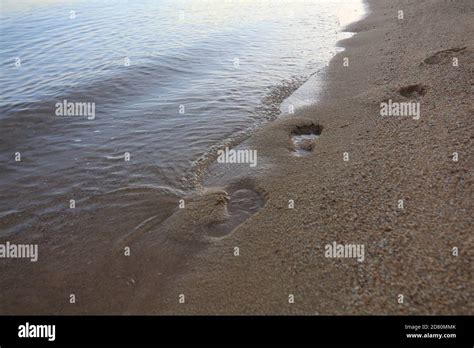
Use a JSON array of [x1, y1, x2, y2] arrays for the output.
[[152, 0, 473, 314], [181, 1, 368, 192], [1, 0, 472, 315], [200, 3, 368, 189]]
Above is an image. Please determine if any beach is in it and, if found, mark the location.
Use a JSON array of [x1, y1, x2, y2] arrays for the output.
[[149, 0, 474, 315], [0, 0, 472, 315]]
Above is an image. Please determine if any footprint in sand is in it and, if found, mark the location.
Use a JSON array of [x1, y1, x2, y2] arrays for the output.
[[290, 123, 323, 156], [206, 188, 265, 237], [424, 47, 467, 65], [398, 84, 427, 99]]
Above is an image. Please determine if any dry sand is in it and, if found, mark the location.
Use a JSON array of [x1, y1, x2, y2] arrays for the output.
[[0, 0, 472, 315]]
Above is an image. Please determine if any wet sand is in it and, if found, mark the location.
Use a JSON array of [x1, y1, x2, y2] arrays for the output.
[[1, 0, 473, 314]]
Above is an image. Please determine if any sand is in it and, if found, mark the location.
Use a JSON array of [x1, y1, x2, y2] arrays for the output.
[[149, 0, 473, 315], [0, 0, 472, 315]]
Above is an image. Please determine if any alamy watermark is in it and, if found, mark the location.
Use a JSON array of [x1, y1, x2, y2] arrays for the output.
[[380, 99, 420, 120], [18, 322, 55, 341], [324, 241, 365, 262], [0, 242, 38, 262], [55, 99, 95, 120], [217, 147, 257, 168]]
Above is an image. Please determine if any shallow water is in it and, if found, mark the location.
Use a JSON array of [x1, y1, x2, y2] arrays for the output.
[[0, 0, 365, 237]]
